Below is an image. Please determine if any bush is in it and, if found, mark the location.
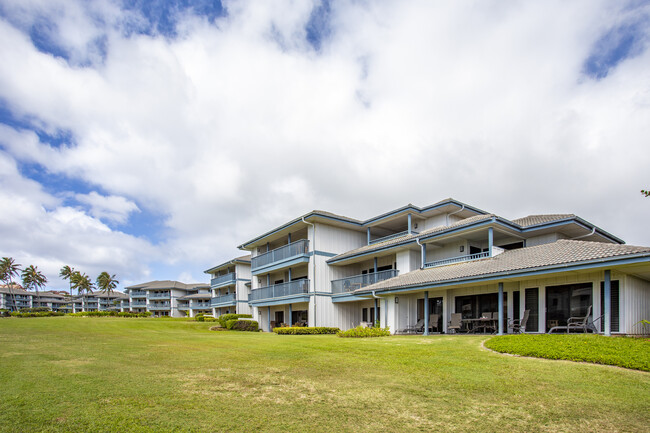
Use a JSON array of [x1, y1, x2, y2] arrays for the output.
[[9, 311, 65, 318], [68, 311, 150, 318], [337, 326, 391, 338], [204, 317, 218, 322], [195, 314, 205, 322], [217, 313, 252, 328], [19, 307, 51, 313], [225, 319, 258, 331], [274, 327, 340, 335]]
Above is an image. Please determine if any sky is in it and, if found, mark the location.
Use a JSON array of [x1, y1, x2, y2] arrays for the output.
[[0, 0, 649, 291]]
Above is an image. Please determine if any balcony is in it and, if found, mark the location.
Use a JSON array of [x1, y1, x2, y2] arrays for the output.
[[147, 303, 171, 310], [424, 251, 490, 268], [369, 230, 418, 245], [249, 279, 310, 304], [131, 301, 147, 307], [211, 272, 236, 288], [191, 302, 212, 309], [149, 293, 170, 299], [211, 293, 236, 307], [130, 290, 146, 297], [331, 269, 399, 294], [177, 303, 189, 310], [251, 239, 310, 274]]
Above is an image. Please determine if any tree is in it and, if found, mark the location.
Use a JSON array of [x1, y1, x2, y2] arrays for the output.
[[642, 190, 650, 197], [97, 272, 119, 308], [1, 257, 21, 311], [21, 265, 47, 307], [71, 272, 94, 312], [59, 265, 75, 296]]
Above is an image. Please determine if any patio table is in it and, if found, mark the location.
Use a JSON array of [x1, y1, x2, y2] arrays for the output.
[[462, 318, 496, 334]]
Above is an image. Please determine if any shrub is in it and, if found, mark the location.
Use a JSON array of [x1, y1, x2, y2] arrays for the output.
[[9, 311, 65, 318], [337, 326, 391, 338], [217, 313, 252, 328], [204, 317, 218, 322], [68, 311, 150, 318], [274, 327, 340, 335], [195, 314, 205, 322], [226, 319, 259, 331], [19, 307, 51, 313]]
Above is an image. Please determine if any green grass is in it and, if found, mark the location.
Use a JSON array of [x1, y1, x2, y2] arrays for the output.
[[1, 317, 649, 432], [485, 334, 650, 372]]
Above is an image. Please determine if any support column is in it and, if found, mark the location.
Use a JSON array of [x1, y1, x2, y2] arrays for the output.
[[288, 304, 292, 327], [267, 274, 270, 286], [267, 306, 271, 332], [604, 270, 611, 336], [498, 282, 504, 335], [424, 291, 429, 336], [374, 298, 378, 325], [374, 257, 378, 273], [408, 214, 412, 234], [488, 227, 494, 257], [288, 268, 292, 282], [421, 243, 426, 268], [384, 298, 388, 330], [367, 228, 371, 245], [288, 233, 291, 244]]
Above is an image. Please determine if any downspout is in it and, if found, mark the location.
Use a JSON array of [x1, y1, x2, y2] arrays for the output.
[[416, 237, 425, 269], [573, 227, 596, 240], [446, 204, 465, 226], [302, 216, 316, 326]]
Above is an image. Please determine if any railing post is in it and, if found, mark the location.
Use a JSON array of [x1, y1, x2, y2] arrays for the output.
[[424, 291, 429, 335]]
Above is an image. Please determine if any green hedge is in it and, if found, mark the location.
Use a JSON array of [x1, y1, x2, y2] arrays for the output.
[[225, 319, 259, 331], [274, 327, 340, 335], [10, 311, 65, 318], [218, 313, 252, 328], [68, 311, 151, 318], [337, 326, 391, 338], [19, 307, 52, 313]]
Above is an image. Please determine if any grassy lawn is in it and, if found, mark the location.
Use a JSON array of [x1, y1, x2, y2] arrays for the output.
[[0, 318, 648, 432], [485, 334, 650, 371]]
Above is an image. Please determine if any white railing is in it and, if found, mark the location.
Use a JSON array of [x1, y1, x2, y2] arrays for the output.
[[424, 251, 490, 268], [251, 239, 309, 269]]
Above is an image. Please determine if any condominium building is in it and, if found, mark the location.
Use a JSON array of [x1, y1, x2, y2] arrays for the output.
[[236, 198, 650, 335], [204, 255, 252, 317], [124, 281, 210, 318]]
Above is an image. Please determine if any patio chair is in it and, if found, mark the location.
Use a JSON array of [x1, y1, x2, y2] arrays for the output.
[[508, 309, 530, 334], [399, 318, 424, 334], [428, 314, 440, 333], [448, 313, 463, 334], [549, 306, 593, 334]]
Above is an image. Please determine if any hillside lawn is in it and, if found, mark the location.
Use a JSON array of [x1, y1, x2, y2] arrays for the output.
[[0, 317, 648, 432]]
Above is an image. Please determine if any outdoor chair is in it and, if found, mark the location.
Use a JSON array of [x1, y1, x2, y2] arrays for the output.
[[399, 319, 424, 334], [448, 313, 463, 334], [428, 314, 440, 333], [548, 305, 593, 334], [508, 309, 530, 334]]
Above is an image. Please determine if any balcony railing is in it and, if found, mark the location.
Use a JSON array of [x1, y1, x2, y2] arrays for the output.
[[148, 293, 170, 299], [131, 301, 146, 307], [191, 302, 212, 309], [251, 239, 310, 270], [211, 293, 236, 306], [249, 279, 310, 302], [211, 272, 236, 287], [331, 269, 399, 294], [130, 290, 146, 297], [147, 303, 171, 310], [177, 303, 189, 310], [369, 230, 418, 245], [424, 251, 490, 268]]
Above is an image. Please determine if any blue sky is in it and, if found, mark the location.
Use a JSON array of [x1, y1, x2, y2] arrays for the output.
[[0, 0, 649, 291]]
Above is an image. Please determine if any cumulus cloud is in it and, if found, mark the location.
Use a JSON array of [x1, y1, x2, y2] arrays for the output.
[[0, 0, 649, 288]]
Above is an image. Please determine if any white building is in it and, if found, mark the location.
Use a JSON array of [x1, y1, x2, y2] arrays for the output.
[[124, 281, 210, 317], [204, 255, 252, 317]]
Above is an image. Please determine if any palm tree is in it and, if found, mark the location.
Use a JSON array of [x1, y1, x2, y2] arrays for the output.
[[97, 272, 119, 310], [71, 272, 94, 312], [59, 265, 75, 296], [1, 257, 21, 311], [21, 265, 48, 307]]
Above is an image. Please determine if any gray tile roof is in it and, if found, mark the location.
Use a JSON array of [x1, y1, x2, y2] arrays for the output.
[[204, 254, 251, 274], [125, 281, 209, 291], [178, 293, 212, 300], [329, 214, 495, 262], [355, 240, 650, 293], [511, 214, 575, 227]]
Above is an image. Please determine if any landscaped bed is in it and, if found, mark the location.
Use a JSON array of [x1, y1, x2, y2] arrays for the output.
[[1, 317, 648, 432], [485, 334, 650, 372]]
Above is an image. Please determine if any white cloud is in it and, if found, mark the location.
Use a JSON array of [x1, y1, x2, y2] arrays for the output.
[[0, 0, 649, 286], [75, 191, 139, 224]]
